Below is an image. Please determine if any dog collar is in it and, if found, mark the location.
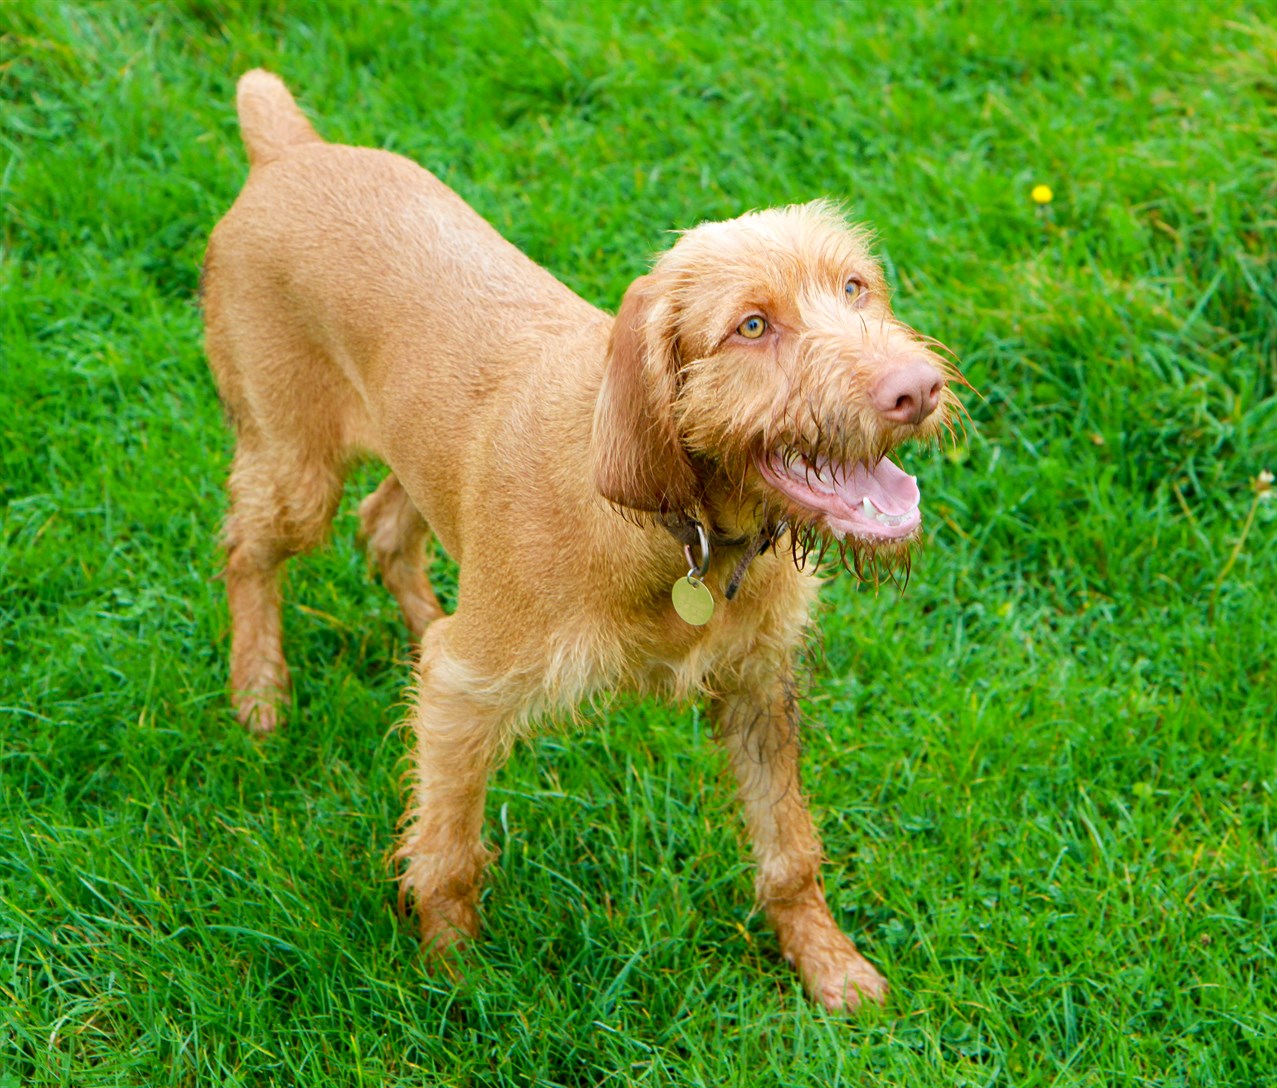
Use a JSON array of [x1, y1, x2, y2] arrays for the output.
[[662, 515, 786, 605]]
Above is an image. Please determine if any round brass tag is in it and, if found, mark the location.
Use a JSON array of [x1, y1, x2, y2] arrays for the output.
[[671, 576, 714, 626]]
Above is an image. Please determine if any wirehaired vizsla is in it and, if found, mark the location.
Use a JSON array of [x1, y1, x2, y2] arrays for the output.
[[202, 70, 960, 1010]]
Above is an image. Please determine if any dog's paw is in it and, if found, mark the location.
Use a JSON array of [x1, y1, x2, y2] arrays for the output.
[[231, 659, 291, 734], [420, 924, 471, 979], [233, 687, 288, 734], [802, 951, 888, 1012], [415, 907, 480, 986], [784, 928, 888, 1013]]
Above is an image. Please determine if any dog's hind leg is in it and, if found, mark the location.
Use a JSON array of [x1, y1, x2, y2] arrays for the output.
[[222, 433, 344, 734], [712, 667, 888, 1012], [358, 472, 445, 640]]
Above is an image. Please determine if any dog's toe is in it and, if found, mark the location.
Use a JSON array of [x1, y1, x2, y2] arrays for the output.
[[234, 687, 288, 734], [787, 932, 888, 1013], [813, 957, 888, 1012]]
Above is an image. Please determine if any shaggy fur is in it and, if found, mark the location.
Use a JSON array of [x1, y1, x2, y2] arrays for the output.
[[202, 70, 960, 1011]]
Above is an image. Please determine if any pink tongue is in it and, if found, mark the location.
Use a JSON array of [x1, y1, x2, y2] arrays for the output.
[[829, 459, 919, 516]]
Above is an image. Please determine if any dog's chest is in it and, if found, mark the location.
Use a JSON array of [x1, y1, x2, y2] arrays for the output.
[[627, 566, 813, 698]]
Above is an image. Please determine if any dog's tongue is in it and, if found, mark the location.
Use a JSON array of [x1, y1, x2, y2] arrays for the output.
[[825, 458, 919, 516], [758, 452, 922, 537]]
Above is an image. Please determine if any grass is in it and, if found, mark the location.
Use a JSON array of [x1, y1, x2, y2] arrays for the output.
[[1, 1, 1274, 1084]]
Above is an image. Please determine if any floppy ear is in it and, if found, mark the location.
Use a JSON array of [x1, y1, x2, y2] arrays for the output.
[[592, 274, 700, 515]]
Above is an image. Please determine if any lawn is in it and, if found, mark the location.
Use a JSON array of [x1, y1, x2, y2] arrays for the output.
[[2, 1, 1274, 1085]]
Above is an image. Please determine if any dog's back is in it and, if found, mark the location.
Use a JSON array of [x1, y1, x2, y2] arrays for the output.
[[202, 71, 609, 557]]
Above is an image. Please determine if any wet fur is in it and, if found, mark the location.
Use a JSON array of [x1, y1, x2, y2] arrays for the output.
[[201, 70, 959, 1012]]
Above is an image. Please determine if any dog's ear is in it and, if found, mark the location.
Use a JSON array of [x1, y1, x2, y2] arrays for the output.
[[592, 273, 700, 516]]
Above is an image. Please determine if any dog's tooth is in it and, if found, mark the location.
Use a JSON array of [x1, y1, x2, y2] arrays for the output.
[[861, 497, 874, 517]]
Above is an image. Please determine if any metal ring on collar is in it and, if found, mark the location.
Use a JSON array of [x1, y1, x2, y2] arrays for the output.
[[682, 520, 710, 580]]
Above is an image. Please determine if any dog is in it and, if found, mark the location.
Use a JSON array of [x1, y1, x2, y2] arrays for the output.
[[201, 70, 959, 1011]]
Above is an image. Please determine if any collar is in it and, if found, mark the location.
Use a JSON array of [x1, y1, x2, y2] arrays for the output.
[[662, 515, 787, 601]]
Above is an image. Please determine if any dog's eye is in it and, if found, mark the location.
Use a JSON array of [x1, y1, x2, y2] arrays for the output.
[[737, 316, 767, 339], [845, 279, 864, 302]]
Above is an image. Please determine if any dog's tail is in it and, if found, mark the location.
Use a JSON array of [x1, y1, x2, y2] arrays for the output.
[[236, 69, 323, 168]]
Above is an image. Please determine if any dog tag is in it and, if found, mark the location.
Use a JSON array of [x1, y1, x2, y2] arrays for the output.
[[672, 575, 714, 626]]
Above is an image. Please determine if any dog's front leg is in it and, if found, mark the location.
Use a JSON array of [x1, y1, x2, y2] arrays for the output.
[[394, 617, 507, 960], [712, 671, 888, 1012]]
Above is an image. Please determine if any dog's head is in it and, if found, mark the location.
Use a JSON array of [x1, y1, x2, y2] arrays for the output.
[[593, 201, 962, 571]]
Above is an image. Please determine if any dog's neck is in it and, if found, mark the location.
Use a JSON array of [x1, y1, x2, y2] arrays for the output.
[[660, 508, 786, 603]]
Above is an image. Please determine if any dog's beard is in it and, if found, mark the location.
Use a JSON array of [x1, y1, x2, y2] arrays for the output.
[[786, 515, 915, 589]]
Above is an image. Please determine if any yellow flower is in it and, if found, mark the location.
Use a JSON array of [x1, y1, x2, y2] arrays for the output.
[[1031, 184, 1054, 205]]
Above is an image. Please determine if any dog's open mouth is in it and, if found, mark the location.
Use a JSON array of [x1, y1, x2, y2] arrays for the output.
[[757, 451, 921, 542]]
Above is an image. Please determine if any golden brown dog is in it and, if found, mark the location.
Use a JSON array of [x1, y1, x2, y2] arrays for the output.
[[202, 70, 959, 1011]]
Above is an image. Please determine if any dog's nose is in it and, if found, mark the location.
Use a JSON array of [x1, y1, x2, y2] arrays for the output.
[[871, 359, 945, 425]]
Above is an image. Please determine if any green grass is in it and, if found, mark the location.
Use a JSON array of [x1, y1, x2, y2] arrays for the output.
[[2, 1, 1275, 1084]]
